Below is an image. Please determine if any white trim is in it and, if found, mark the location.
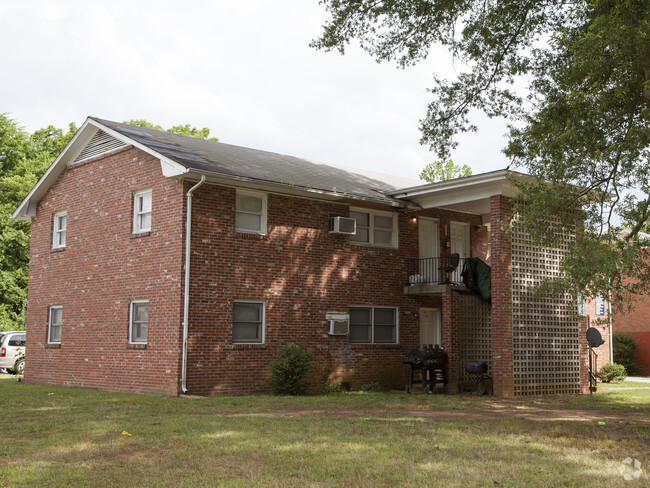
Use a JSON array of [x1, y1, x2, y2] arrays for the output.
[[52, 211, 67, 249], [48, 306, 63, 344], [349, 305, 399, 344], [233, 300, 266, 344], [129, 300, 149, 344], [133, 188, 152, 234], [235, 189, 268, 235], [349, 207, 398, 248]]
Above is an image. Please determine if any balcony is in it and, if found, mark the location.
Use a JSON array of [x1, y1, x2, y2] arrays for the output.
[[404, 256, 466, 295]]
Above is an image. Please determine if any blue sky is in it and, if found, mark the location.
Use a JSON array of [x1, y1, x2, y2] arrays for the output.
[[1, 0, 511, 180]]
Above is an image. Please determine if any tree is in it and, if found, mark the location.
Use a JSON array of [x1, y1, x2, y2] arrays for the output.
[[419, 159, 472, 182], [125, 120, 219, 141], [313, 0, 650, 308]]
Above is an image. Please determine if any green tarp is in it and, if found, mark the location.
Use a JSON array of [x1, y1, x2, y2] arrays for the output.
[[461, 257, 491, 301]]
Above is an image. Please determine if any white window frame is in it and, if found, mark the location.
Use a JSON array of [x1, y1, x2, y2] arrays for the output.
[[48, 306, 63, 344], [235, 189, 267, 235], [349, 306, 399, 344], [349, 207, 398, 248], [52, 211, 67, 249], [232, 300, 266, 344], [133, 189, 152, 234], [129, 300, 149, 344]]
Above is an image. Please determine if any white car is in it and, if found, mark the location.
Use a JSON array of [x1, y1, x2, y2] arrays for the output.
[[0, 331, 25, 374]]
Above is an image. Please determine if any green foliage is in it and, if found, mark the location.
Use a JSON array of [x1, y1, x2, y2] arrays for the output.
[[125, 119, 219, 141], [597, 363, 627, 383], [314, 0, 650, 306], [359, 381, 382, 392], [419, 159, 472, 182], [613, 333, 640, 376], [268, 343, 313, 395]]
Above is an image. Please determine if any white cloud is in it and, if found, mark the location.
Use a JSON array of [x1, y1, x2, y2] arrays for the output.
[[0, 0, 510, 180]]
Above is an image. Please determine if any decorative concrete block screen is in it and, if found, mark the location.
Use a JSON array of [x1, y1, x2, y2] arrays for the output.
[[511, 219, 581, 395], [459, 293, 492, 383]]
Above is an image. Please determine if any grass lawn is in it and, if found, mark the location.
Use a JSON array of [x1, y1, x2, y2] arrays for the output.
[[1, 376, 648, 487]]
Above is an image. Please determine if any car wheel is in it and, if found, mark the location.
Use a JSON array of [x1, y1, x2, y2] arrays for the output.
[[13, 359, 25, 375]]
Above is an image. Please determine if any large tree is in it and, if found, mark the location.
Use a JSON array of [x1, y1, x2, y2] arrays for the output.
[[313, 0, 650, 309]]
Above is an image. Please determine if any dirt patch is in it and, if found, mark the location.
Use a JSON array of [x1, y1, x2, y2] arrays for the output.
[[222, 405, 648, 423]]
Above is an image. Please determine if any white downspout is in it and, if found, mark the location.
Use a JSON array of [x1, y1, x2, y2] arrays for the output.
[[181, 175, 206, 394]]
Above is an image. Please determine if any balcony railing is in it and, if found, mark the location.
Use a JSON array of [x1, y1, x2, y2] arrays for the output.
[[406, 257, 465, 286]]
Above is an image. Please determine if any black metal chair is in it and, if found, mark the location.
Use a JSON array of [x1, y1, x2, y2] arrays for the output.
[[438, 253, 460, 284]]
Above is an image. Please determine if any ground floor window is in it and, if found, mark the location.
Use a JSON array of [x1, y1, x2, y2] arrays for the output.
[[48, 306, 62, 344], [233, 301, 265, 343], [349, 306, 397, 343], [130, 300, 149, 343]]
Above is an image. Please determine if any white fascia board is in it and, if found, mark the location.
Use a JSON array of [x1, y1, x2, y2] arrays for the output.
[[11, 118, 189, 220], [389, 169, 511, 199], [181, 171, 408, 208], [12, 119, 98, 220], [89, 119, 188, 177]]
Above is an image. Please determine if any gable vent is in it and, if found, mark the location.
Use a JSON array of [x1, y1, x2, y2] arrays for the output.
[[72, 129, 128, 164]]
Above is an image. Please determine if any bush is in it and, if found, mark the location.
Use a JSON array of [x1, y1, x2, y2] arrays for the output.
[[613, 333, 640, 376], [268, 343, 312, 395], [359, 381, 382, 392], [597, 363, 627, 383]]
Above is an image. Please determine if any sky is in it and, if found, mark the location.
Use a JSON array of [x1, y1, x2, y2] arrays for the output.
[[1, 0, 511, 181]]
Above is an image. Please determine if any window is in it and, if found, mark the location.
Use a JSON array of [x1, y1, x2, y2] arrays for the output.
[[236, 190, 267, 234], [133, 189, 152, 233], [233, 301, 265, 343], [48, 306, 62, 344], [130, 300, 149, 343], [349, 208, 397, 248], [349, 306, 398, 344], [8, 333, 26, 347], [52, 211, 67, 248]]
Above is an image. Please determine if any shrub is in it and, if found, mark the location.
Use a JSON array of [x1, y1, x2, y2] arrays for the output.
[[613, 333, 639, 376], [597, 363, 627, 383], [359, 381, 382, 392], [268, 343, 312, 395]]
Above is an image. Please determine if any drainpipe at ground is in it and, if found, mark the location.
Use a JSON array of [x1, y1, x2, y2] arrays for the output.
[[181, 175, 206, 394]]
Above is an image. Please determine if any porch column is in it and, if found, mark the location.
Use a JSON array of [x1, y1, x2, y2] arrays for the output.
[[442, 290, 460, 393], [490, 195, 514, 397]]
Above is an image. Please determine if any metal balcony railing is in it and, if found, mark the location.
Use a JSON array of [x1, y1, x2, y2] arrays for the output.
[[406, 257, 465, 286]]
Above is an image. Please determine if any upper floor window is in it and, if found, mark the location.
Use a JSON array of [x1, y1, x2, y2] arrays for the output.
[[133, 189, 152, 234], [236, 190, 267, 235], [130, 300, 149, 344], [233, 300, 265, 343], [52, 211, 67, 248], [349, 306, 398, 344], [349, 208, 397, 248], [48, 306, 62, 344]]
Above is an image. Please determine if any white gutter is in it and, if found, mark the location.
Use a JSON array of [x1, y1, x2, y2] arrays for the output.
[[181, 175, 206, 394], [608, 290, 614, 365]]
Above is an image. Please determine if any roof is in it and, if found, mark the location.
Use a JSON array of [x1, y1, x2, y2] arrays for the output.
[[12, 116, 514, 220]]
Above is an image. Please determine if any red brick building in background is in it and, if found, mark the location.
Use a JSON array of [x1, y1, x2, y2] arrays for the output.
[[13, 118, 590, 396], [614, 296, 650, 376]]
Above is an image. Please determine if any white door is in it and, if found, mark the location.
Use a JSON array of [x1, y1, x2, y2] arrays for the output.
[[450, 221, 470, 258], [418, 218, 439, 283], [419, 308, 441, 347]]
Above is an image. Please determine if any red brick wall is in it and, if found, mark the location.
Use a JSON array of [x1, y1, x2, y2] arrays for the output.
[[24, 147, 185, 395], [489, 195, 514, 396], [185, 184, 484, 395], [614, 296, 650, 375]]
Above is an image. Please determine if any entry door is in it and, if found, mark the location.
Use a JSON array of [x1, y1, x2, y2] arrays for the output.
[[450, 221, 470, 258], [419, 308, 441, 347], [418, 218, 439, 283]]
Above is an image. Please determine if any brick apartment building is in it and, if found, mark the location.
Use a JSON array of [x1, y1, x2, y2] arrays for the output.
[[13, 117, 590, 396]]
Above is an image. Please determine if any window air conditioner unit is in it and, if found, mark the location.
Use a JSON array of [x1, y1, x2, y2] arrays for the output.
[[326, 313, 350, 335], [329, 216, 356, 235]]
